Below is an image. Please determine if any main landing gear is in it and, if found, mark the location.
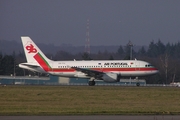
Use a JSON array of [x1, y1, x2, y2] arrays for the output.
[[135, 77, 140, 86], [88, 77, 96, 86], [88, 81, 95, 86], [136, 82, 140, 86]]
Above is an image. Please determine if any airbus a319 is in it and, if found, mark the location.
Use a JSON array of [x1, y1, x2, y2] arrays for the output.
[[19, 37, 159, 86]]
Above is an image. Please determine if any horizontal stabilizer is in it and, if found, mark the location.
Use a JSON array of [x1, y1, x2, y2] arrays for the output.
[[19, 63, 40, 68]]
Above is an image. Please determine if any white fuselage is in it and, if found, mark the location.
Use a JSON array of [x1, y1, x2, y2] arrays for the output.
[[19, 60, 158, 78]]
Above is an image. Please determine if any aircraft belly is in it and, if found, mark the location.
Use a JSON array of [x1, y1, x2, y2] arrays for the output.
[[74, 73, 89, 78], [51, 72, 75, 77], [121, 71, 157, 76], [49, 71, 89, 78], [120, 71, 146, 76]]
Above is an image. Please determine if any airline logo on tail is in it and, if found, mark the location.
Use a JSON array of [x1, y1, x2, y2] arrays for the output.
[[23, 39, 52, 72], [26, 44, 37, 53]]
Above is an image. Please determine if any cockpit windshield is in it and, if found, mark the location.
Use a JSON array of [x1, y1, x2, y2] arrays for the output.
[[145, 64, 154, 67]]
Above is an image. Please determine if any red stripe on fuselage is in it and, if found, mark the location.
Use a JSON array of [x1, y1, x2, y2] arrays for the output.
[[48, 67, 157, 72], [34, 53, 51, 71]]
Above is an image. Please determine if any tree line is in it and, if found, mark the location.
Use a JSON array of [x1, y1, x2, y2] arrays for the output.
[[1, 39, 180, 84]]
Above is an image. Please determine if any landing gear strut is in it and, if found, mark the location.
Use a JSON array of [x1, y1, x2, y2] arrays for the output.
[[88, 77, 96, 86], [135, 77, 140, 86]]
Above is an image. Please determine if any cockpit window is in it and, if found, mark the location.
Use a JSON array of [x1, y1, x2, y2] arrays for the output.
[[145, 64, 154, 67]]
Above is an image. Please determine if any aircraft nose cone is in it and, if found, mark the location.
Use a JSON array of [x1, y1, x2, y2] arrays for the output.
[[154, 68, 159, 74]]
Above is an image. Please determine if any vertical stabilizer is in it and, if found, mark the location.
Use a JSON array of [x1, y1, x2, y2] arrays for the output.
[[21, 37, 52, 64]]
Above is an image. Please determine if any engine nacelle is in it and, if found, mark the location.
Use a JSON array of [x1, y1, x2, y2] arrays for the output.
[[102, 73, 120, 83]]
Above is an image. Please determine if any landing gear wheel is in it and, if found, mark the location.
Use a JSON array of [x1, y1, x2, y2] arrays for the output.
[[136, 83, 140, 86], [88, 81, 95, 86]]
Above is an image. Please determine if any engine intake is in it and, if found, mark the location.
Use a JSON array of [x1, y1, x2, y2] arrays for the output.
[[102, 73, 120, 83]]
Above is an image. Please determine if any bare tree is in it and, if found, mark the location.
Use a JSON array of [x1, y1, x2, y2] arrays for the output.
[[160, 53, 168, 84], [159, 53, 178, 84]]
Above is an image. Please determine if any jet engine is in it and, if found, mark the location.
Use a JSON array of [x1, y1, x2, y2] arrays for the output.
[[102, 73, 120, 83]]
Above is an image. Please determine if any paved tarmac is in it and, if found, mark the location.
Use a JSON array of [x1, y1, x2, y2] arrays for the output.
[[1, 115, 180, 120]]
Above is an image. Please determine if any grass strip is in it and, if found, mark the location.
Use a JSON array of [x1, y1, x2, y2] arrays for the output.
[[0, 85, 180, 115]]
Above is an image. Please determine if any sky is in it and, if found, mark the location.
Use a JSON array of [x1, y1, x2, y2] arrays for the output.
[[0, 0, 180, 46]]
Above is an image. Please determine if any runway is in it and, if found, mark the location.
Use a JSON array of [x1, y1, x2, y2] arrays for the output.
[[1, 115, 180, 120]]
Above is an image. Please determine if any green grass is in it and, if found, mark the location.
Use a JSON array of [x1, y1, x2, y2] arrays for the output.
[[0, 85, 180, 115]]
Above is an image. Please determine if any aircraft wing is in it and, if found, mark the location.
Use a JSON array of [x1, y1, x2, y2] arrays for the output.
[[71, 67, 104, 77]]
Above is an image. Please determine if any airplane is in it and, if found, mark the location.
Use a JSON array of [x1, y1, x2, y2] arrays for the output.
[[170, 82, 180, 87], [19, 37, 159, 86]]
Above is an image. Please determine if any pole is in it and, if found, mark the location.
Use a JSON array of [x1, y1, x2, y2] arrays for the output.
[[128, 41, 133, 60]]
